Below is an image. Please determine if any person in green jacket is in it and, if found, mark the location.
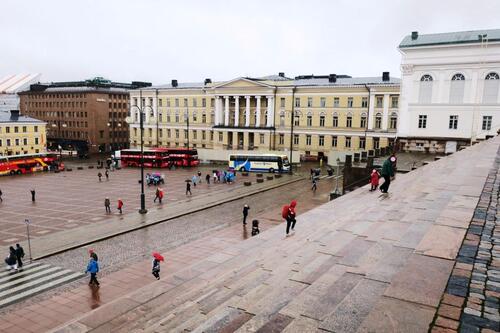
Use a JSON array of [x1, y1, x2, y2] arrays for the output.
[[379, 156, 396, 193]]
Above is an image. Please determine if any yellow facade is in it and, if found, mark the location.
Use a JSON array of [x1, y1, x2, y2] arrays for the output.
[[0, 113, 47, 156], [128, 74, 400, 161]]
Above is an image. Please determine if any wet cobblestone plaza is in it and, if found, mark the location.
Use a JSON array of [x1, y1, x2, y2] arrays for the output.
[[0, 165, 261, 245]]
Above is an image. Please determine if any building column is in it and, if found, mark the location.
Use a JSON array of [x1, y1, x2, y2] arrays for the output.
[[367, 94, 375, 130], [266, 96, 274, 127], [224, 96, 229, 126], [382, 94, 390, 130], [245, 96, 251, 127], [153, 97, 158, 123], [234, 96, 240, 127], [256, 96, 261, 127], [215, 96, 220, 125], [243, 131, 249, 150]]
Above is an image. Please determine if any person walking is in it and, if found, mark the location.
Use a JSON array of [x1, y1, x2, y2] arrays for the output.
[[117, 199, 123, 214], [283, 200, 297, 236], [213, 172, 218, 183], [192, 175, 197, 187], [311, 178, 317, 192], [0, 188, 3, 202], [186, 182, 192, 196], [158, 188, 164, 204], [5, 247, 17, 271], [105, 169, 109, 181], [197, 170, 202, 183], [370, 169, 380, 191], [205, 174, 210, 184], [98, 172, 102, 182], [15, 244, 24, 270], [242, 204, 250, 225], [251, 219, 260, 236], [85, 255, 100, 286], [379, 156, 396, 194], [154, 188, 160, 203], [104, 197, 111, 213], [152, 257, 161, 280], [30, 189, 36, 202]]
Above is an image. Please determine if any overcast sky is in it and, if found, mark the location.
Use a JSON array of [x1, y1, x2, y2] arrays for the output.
[[1, 0, 499, 85]]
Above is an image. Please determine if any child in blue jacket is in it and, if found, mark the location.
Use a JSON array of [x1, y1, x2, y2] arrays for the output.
[[85, 257, 100, 286]]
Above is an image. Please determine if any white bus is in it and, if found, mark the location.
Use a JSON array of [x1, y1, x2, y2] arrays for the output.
[[228, 154, 290, 173]]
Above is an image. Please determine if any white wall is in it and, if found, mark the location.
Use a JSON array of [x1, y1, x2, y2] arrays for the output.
[[398, 41, 500, 140]]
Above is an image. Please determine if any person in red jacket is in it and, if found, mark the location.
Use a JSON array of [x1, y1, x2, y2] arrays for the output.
[[286, 200, 297, 236], [158, 188, 164, 204], [369, 169, 380, 192], [117, 199, 123, 214]]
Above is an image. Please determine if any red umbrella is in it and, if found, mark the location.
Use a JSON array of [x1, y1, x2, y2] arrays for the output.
[[152, 252, 164, 261]]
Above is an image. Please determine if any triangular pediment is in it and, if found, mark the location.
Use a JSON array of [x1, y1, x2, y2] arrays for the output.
[[212, 77, 274, 89]]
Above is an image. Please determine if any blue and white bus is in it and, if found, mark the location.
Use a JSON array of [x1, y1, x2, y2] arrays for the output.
[[228, 154, 290, 173]]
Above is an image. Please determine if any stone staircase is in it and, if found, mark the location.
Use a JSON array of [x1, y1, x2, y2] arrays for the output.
[[53, 137, 500, 333]]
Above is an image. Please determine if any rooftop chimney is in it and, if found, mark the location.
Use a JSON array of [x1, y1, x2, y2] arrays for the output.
[[328, 74, 337, 83], [204, 78, 212, 85], [278, 72, 285, 77], [10, 110, 20, 120], [171, 79, 178, 87], [411, 31, 418, 40], [382, 72, 390, 82]]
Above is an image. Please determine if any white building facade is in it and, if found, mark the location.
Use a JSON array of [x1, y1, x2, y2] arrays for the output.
[[397, 29, 500, 153]]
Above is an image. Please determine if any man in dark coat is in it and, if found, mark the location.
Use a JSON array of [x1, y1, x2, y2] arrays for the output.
[[379, 156, 396, 193], [242, 204, 250, 225], [15, 244, 25, 269], [30, 189, 36, 202]]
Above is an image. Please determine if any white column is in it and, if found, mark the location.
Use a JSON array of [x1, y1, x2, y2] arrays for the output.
[[245, 96, 250, 127], [367, 94, 375, 130], [145, 99, 151, 123], [256, 96, 261, 127], [234, 96, 240, 127], [266, 96, 274, 127], [224, 96, 229, 126], [382, 94, 390, 130], [153, 97, 158, 125], [215, 96, 220, 125]]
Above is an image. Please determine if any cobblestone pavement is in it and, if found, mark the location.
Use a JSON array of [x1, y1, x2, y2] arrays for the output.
[[0, 164, 261, 245], [0, 176, 332, 319], [432, 149, 500, 332]]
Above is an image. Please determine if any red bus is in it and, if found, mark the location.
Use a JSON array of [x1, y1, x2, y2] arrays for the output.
[[119, 148, 170, 168], [165, 148, 199, 167], [0, 153, 64, 176]]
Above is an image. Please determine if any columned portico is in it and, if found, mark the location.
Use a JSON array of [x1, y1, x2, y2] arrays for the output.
[[382, 94, 390, 130], [266, 96, 274, 127]]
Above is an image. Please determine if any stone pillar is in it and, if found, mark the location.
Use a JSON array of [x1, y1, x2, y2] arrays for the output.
[[153, 97, 158, 124], [367, 94, 375, 130], [224, 96, 229, 126], [243, 131, 249, 150], [256, 96, 261, 127], [215, 96, 220, 125], [234, 96, 239, 127], [266, 96, 274, 127], [382, 94, 390, 130], [245, 96, 250, 127]]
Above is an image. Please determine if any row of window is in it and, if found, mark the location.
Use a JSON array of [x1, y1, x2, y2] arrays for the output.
[[26, 101, 88, 108], [0, 137, 40, 147], [417, 115, 493, 131], [419, 72, 500, 104], [28, 110, 89, 118], [27, 93, 127, 100], [0, 149, 40, 156], [134, 96, 400, 109], [0, 125, 39, 134]]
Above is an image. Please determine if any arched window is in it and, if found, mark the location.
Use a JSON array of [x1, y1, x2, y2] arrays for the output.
[[419, 74, 433, 103], [319, 112, 325, 127], [450, 73, 465, 103], [192, 111, 198, 122], [389, 112, 398, 129], [346, 112, 352, 128], [484, 72, 500, 103], [375, 113, 382, 129], [332, 112, 338, 127], [202, 112, 207, 123], [360, 112, 367, 128], [306, 112, 313, 127]]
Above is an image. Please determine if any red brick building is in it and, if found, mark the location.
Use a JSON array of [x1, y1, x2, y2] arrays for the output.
[[19, 77, 150, 154]]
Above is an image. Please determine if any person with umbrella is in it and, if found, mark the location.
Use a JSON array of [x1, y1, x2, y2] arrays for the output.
[[185, 179, 192, 196], [152, 252, 164, 280]]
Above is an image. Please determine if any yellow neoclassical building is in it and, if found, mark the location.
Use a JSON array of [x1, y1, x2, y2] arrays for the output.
[[128, 72, 400, 161], [0, 110, 47, 156]]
